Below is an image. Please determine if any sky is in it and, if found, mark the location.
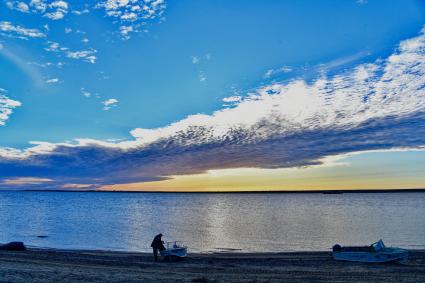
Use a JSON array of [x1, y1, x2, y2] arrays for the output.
[[0, 0, 425, 191]]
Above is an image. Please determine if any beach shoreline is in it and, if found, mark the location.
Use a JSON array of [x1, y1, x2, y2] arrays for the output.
[[0, 248, 424, 282]]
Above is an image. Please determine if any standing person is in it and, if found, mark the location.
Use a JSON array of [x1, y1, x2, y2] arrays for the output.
[[151, 233, 164, 261]]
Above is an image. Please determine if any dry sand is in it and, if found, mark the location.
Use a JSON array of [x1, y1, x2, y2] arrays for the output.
[[0, 249, 424, 282]]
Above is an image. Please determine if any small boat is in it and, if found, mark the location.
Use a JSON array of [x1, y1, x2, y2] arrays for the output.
[[332, 240, 408, 263], [160, 241, 188, 259]]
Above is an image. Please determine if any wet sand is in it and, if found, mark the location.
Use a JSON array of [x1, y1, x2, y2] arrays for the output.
[[0, 249, 424, 282]]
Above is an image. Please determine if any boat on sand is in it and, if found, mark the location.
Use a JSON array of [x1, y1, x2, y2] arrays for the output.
[[160, 241, 188, 259], [332, 240, 408, 263]]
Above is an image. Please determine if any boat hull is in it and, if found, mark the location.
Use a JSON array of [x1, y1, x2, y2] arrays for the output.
[[160, 247, 188, 258], [333, 248, 408, 263]]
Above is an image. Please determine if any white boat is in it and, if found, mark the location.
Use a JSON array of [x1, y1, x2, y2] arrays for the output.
[[160, 241, 188, 259], [332, 240, 408, 263]]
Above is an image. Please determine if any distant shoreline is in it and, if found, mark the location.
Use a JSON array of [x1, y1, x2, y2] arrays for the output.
[[18, 188, 425, 193]]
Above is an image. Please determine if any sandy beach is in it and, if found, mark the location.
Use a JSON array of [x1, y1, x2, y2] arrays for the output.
[[0, 249, 424, 282]]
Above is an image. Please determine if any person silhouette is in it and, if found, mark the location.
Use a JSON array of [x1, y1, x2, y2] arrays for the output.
[[150, 233, 165, 261]]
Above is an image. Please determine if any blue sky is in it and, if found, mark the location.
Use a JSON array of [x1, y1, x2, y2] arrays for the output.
[[1, 0, 425, 190]]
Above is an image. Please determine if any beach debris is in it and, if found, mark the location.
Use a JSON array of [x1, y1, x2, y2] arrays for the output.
[[332, 239, 408, 263], [0, 241, 27, 251]]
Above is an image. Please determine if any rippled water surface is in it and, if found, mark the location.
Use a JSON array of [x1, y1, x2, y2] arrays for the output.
[[0, 191, 424, 252]]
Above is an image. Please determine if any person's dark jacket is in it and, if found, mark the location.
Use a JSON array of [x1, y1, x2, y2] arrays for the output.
[[151, 234, 164, 250]]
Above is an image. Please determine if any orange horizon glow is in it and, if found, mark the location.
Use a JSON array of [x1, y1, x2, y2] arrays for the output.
[[99, 150, 425, 192]]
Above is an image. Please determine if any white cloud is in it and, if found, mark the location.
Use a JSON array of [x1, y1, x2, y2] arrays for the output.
[[28, 0, 69, 20], [193, 54, 212, 64], [0, 21, 46, 39], [5, 1, 70, 20], [49, 1, 67, 10], [199, 71, 206, 82], [30, 0, 47, 12], [1, 177, 53, 185], [263, 69, 273, 78], [192, 56, 200, 64], [126, 28, 425, 147], [0, 88, 22, 126], [263, 66, 292, 79], [67, 49, 97, 64], [72, 8, 90, 15], [44, 11, 65, 20], [222, 96, 242, 106], [43, 41, 97, 64], [64, 27, 72, 34], [45, 77, 60, 84], [222, 96, 242, 103], [61, 183, 94, 189], [28, 61, 53, 68], [103, 98, 118, 106], [121, 12, 138, 21], [44, 41, 61, 52], [28, 61, 65, 69], [96, 0, 166, 39], [119, 26, 133, 39], [6, 1, 30, 13], [280, 66, 292, 72], [102, 98, 118, 110], [81, 88, 91, 97]]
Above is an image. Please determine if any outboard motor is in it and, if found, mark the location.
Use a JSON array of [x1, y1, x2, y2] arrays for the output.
[[332, 244, 342, 252]]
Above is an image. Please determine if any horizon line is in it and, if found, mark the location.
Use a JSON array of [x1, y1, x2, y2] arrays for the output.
[[14, 188, 425, 194]]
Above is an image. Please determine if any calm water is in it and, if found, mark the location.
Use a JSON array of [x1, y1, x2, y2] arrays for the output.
[[0, 191, 424, 253]]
